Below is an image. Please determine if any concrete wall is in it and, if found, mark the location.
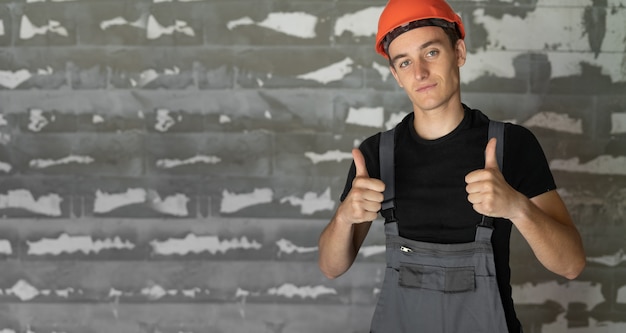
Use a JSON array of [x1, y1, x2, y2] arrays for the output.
[[0, 0, 624, 332]]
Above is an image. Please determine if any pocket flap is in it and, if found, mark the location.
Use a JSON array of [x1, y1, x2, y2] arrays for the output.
[[399, 264, 475, 293]]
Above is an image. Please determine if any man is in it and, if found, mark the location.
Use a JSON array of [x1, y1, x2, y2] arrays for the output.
[[317, 0, 586, 332]]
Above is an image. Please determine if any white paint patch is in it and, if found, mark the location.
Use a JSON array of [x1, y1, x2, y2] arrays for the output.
[[359, 245, 385, 258], [182, 288, 203, 298], [264, 110, 271, 119], [304, 150, 352, 164], [372, 62, 391, 81], [7, 279, 39, 301], [219, 115, 231, 124], [0, 69, 31, 89], [156, 155, 222, 168], [461, 49, 517, 84], [0, 161, 12, 173], [275, 238, 317, 255], [149, 192, 189, 217], [0, 19, 4, 36], [28, 109, 49, 132], [267, 283, 337, 299], [155, 108, 177, 132], [29, 155, 95, 169], [20, 16, 68, 39], [141, 284, 167, 300], [542, 315, 626, 333], [280, 187, 335, 215], [345, 106, 384, 128], [523, 112, 583, 134], [228, 12, 317, 39], [150, 234, 262, 255], [550, 155, 626, 175], [334, 6, 382, 38], [220, 188, 273, 214], [297, 57, 354, 84], [92, 114, 104, 124], [27, 234, 135, 255], [146, 16, 195, 40], [513, 280, 604, 310], [587, 248, 626, 267], [386, 112, 409, 130], [0, 189, 62, 216], [0, 240, 12, 255], [0, 114, 7, 126], [94, 188, 145, 213], [611, 113, 626, 134], [100, 16, 146, 30], [54, 287, 75, 298]]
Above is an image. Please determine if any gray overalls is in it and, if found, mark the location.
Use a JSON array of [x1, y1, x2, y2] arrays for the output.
[[370, 121, 512, 333]]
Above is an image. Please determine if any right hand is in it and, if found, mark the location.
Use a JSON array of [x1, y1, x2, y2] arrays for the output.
[[336, 148, 385, 225]]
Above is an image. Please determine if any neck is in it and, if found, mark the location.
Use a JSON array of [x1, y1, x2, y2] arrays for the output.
[[412, 102, 465, 140]]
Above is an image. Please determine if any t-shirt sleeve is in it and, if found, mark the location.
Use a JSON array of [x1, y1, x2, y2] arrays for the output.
[[503, 124, 556, 199]]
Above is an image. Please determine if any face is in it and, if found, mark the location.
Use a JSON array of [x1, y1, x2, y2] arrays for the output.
[[387, 26, 466, 114]]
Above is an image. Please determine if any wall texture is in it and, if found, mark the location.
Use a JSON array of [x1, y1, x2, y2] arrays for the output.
[[0, 0, 624, 332]]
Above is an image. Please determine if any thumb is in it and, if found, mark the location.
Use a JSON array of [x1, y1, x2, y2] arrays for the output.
[[484, 137, 498, 169], [352, 148, 369, 177]]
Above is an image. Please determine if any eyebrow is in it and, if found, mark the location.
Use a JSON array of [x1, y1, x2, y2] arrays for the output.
[[390, 39, 445, 65]]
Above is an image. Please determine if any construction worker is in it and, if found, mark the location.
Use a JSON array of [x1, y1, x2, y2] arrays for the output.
[[318, 0, 586, 331]]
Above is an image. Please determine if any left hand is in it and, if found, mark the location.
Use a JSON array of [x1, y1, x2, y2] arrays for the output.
[[465, 138, 524, 219]]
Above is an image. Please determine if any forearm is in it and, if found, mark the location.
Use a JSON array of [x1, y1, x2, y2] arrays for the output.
[[318, 214, 370, 279], [511, 193, 585, 279]]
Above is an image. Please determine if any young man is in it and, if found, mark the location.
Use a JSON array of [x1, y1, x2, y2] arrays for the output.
[[318, 0, 586, 332]]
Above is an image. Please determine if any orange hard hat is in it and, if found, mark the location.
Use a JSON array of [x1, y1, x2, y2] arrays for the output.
[[375, 0, 465, 58]]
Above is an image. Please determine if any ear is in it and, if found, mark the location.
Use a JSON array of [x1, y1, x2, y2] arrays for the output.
[[455, 39, 467, 67], [389, 65, 403, 88]]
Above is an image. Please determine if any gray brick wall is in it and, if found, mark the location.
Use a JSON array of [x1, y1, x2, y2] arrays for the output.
[[0, 0, 624, 332]]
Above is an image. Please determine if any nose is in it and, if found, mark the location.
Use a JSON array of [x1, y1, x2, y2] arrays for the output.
[[414, 60, 428, 80]]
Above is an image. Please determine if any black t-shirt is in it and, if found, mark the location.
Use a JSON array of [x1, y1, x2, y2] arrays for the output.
[[340, 105, 556, 332]]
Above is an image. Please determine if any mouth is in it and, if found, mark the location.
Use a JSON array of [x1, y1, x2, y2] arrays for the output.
[[416, 83, 437, 93]]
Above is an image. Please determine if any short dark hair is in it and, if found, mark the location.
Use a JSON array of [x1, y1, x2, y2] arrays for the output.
[[384, 18, 461, 67]]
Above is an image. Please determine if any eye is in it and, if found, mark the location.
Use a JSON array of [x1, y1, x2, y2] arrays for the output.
[[398, 59, 411, 68], [426, 49, 439, 58]]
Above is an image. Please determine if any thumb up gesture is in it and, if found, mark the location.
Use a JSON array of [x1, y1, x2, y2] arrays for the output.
[[336, 149, 386, 225], [465, 138, 520, 219]]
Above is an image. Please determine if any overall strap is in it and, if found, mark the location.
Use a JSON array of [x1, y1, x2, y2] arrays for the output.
[[479, 120, 505, 229], [379, 127, 396, 223]]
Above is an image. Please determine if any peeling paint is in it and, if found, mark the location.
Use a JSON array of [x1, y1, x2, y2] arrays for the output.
[[359, 245, 385, 258], [28, 109, 50, 132], [146, 16, 194, 40], [304, 150, 352, 164], [20, 16, 68, 39], [7, 279, 39, 301], [94, 188, 146, 213], [27, 234, 135, 255], [297, 57, 354, 84], [92, 114, 104, 124], [372, 62, 391, 81], [550, 155, 626, 175], [219, 115, 231, 124], [523, 112, 583, 134], [267, 283, 337, 299], [155, 109, 177, 132], [617, 285, 626, 303], [220, 188, 273, 213], [345, 106, 384, 128], [0, 189, 62, 216], [386, 112, 410, 130], [275, 238, 317, 255], [513, 280, 604, 309], [156, 154, 222, 168], [140, 283, 168, 300], [150, 233, 262, 255], [0, 69, 30, 89], [334, 6, 382, 38], [29, 155, 95, 169], [0, 162, 12, 173], [228, 12, 317, 39], [0, 240, 11, 255], [587, 248, 626, 267], [611, 112, 626, 134], [280, 188, 335, 215], [100, 16, 146, 31]]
